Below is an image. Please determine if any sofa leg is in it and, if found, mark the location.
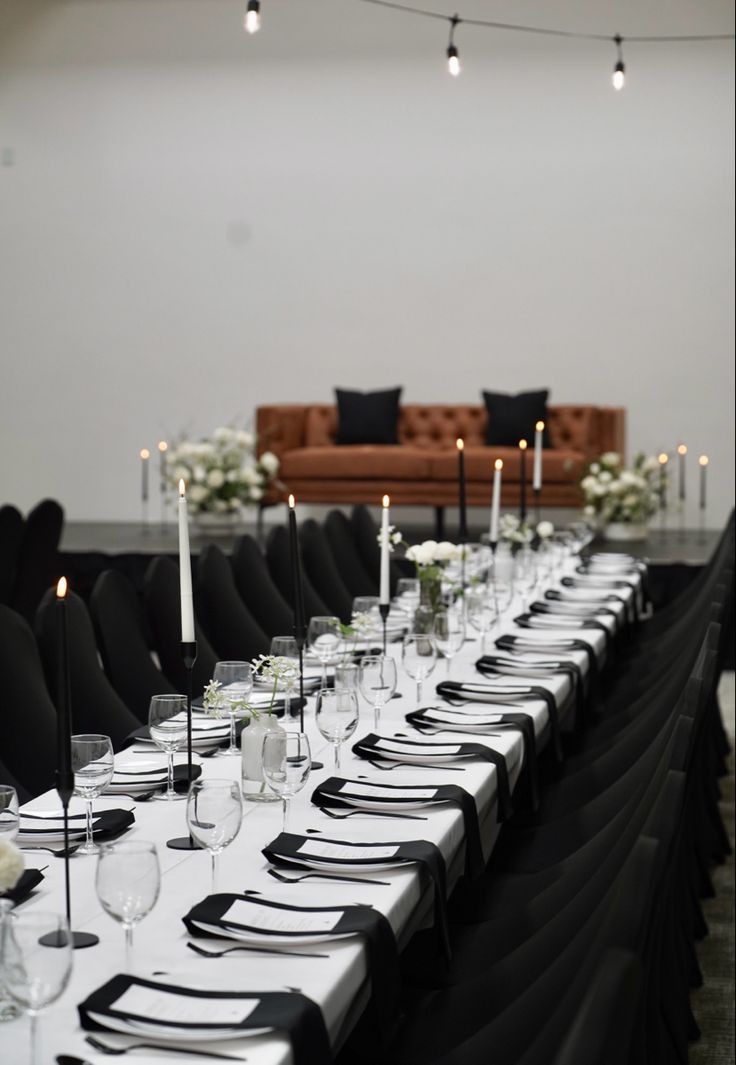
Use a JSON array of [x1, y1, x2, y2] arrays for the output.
[[434, 506, 446, 540]]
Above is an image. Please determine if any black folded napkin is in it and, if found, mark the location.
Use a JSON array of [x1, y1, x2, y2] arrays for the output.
[[111, 762, 201, 795], [184, 892, 399, 1041], [1, 868, 45, 906], [476, 654, 584, 736], [78, 973, 330, 1065], [521, 607, 614, 654], [90, 808, 136, 841], [263, 831, 451, 962], [312, 776, 486, 877]]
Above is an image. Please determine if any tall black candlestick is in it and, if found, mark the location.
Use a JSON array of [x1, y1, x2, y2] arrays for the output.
[[167, 641, 199, 851], [288, 496, 307, 732], [456, 439, 468, 543], [677, 445, 687, 502], [519, 440, 528, 522]]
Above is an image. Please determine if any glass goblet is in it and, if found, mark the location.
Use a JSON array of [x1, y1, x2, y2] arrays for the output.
[[213, 661, 253, 755], [96, 840, 160, 971], [433, 610, 466, 676], [262, 731, 311, 832], [269, 636, 299, 718], [402, 633, 437, 706], [514, 549, 538, 611], [307, 616, 341, 689], [148, 694, 188, 801], [359, 654, 398, 731], [71, 734, 114, 854], [186, 779, 243, 894], [0, 785, 19, 842], [0, 910, 72, 1065], [465, 589, 497, 656], [316, 688, 359, 772], [395, 578, 420, 623]]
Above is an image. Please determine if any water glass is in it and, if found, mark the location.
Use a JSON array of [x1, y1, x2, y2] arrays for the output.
[[269, 636, 300, 717], [148, 694, 188, 801], [213, 661, 253, 755], [307, 616, 341, 689], [351, 596, 380, 643], [465, 590, 497, 655], [71, 734, 114, 854], [514, 549, 538, 610], [262, 731, 311, 832], [316, 689, 359, 771], [433, 610, 466, 676], [395, 578, 420, 622], [0, 786, 19, 842], [359, 654, 398, 730], [334, 661, 360, 691], [489, 576, 514, 619], [96, 841, 160, 970], [0, 910, 72, 1065], [186, 780, 243, 894], [402, 633, 437, 705]]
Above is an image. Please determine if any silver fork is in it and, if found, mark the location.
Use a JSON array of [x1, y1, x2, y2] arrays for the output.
[[366, 759, 465, 772], [318, 806, 427, 821], [84, 1032, 245, 1059], [267, 868, 390, 886], [187, 940, 328, 960]]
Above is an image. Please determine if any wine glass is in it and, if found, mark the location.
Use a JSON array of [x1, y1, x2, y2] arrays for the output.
[[307, 616, 341, 689], [514, 548, 538, 611], [433, 610, 466, 676], [186, 780, 243, 894], [316, 689, 359, 771], [351, 596, 380, 645], [402, 633, 437, 706], [489, 575, 514, 619], [0, 910, 72, 1065], [334, 661, 360, 692], [212, 661, 253, 755], [262, 731, 311, 832], [395, 578, 420, 622], [359, 654, 398, 731], [0, 786, 19, 842], [465, 590, 497, 655], [71, 734, 114, 854], [148, 694, 188, 801], [269, 636, 299, 718], [96, 841, 160, 971]]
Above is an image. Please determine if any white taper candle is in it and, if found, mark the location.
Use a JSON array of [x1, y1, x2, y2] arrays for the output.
[[533, 420, 544, 491], [177, 479, 195, 642], [379, 495, 391, 606], [490, 460, 503, 543]]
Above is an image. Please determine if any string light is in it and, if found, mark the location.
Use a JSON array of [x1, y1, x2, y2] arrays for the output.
[[244, 0, 261, 35], [446, 14, 461, 76], [612, 35, 626, 90]]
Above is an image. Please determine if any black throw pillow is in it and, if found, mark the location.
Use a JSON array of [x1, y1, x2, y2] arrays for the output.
[[482, 390, 551, 447], [335, 388, 402, 446]]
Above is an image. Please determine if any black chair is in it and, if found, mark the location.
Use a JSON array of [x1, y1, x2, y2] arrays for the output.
[[299, 519, 353, 624], [143, 556, 218, 697], [0, 504, 23, 605], [323, 510, 378, 597], [89, 570, 177, 723], [231, 534, 294, 638], [0, 753, 32, 806], [0, 605, 57, 797], [35, 589, 140, 750], [265, 525, 331, 622], [11, 498, 64, 622], [197, 544, 269, 661]]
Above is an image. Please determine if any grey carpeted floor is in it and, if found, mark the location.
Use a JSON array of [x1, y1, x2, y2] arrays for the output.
[[690, 672, 735, 1065]]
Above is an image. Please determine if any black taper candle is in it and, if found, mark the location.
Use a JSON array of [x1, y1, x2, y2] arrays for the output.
[[519, 440, 528, 522], [456, 438, 468, 543], [288, 495, 307, 732]]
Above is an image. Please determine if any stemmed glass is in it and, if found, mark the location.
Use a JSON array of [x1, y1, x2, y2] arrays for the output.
[[96, 841, 160, 971], [262, 731, 312, 832], [71, 734, 114, 855], [334, 661, 360, 691], [489, 576, 514, 620], [307, 616, 341, 689], [269, 636, 299, 718], [359, 654, 398, 731], [514, 548, 538, 611], [465, 590, 497, 655], [213, 661, 253, 755], [316, 689, 359, 771], [0, 785, 19, 842], [433, 610, 466, 676], [351, 596, 380, 645], [186, 780, 243, 894], [395, 578, 420, 623], [402, 633, 438, 706], [148, 695, 188, 801], [0, 911, 72, 1065]]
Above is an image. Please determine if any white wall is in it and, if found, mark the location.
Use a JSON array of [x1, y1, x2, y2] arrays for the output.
[[1, 0, 733, 525]]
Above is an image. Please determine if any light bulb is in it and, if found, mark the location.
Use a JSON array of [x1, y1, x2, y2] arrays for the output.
[[612, 62, 625, 91], [447, 45, 461, 77], [244, 0, 261, 34]]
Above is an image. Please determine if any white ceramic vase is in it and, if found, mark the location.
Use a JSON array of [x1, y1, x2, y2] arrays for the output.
[[603, 522, 648, 542], [241, 713, 283, 802]]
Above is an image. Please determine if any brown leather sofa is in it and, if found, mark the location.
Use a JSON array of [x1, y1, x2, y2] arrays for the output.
[[257, 403, 625, 520]]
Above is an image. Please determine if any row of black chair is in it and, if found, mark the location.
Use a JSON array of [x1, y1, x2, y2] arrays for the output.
[[0, 499, 64, 621]]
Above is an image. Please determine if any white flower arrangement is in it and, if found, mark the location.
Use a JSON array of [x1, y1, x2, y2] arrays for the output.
[[499, 514, 534, 546], [167, 425, 280, 515], [0, 838, 24, 892], [202, 679, 260, 722], [580, 452, 661, 525], [376, 524, 404, 552]]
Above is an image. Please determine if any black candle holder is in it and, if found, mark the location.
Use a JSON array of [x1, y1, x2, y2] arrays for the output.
[[39, 775, 98, 950], [167, 640, 199, 851], [296, 632, 306, 733], [379, 602, 390, 655]]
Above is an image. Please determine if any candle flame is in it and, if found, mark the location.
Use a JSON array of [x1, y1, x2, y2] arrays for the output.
[[140, 448, 150, 460], [519, 439, 528, 450], [699, 455, 709, 466], [456, 438, 464, 451], [158, 440, 168, 453], [288, 494, 295, 509], [382, 494, 390, 508], [495, 459, 503, 471], [677, 444, 687, 455], [535, 421, 545, 432], [658, 452, 668, 464], [178, 478, 186, 497], [56, 576, 68, 599]]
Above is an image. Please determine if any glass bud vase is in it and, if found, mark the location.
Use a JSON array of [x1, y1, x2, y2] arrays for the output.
[[241, 714, 283, 802], [0, 899, 20, 1022]]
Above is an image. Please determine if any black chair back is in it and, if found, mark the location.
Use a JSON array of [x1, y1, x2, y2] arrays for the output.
[[299, 519, 353, 624], [323, 510, 377, 597], [265, 525, 331, 622], [0, 504, 23, 604], [12, 498, 64, 622], [231, 534, 294, 638], [197, 544, 269, 661]]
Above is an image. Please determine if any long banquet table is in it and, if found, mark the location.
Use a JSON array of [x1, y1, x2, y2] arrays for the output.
[[4, 560, 633, 1065]]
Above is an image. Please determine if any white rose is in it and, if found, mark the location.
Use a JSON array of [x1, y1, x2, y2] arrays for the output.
[[0, 838, 24, 891], [536, 521, 554, 539], [583, 505, 596, 517], [214, 499, 228, 513], [226, 469, 239, 483], [259, 451, 280, 476], [172, 465, 190, 484], [192, 464, 207, 483], [236, 430, 254, 448], [435, 541, 459, 561], [600, 452, 621, 467], [228, 497, 241, 511], [599, 471, 612, 484], [580, 475, 597, 493], [249, 486, 264, 501], [240, 467, 261, 486], [589, 463, 601, 475], [643, 456, 659, 473], [188, 484, 209, 504], [213, 427, 234, 444], [207, 469, 225, 489], [594, 484, 608, 497]]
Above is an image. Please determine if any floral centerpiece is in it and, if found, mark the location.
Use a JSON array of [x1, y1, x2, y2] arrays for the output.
[[0, 838, 24, 893], [497, 515, 555, 552], [379, 523, 463, 616], [167, 426, 280, 522], [580, 451, 661, 540]]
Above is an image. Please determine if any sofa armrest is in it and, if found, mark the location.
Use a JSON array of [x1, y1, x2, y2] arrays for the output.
[[256, 405, 308, 459]]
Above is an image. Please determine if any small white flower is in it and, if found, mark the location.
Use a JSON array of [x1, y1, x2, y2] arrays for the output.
[[0, 838, 24, 891], [249, 486, 264, 501], [435, 541, 461, 562], [600, 452, 621, 468], [188, 484, 209, 505], [259, 451, 279, 476], [207, 469, 225, 489], [192, 464, 207, 484], [172, 464, 190, 484], [214, 427, 234, 444], [583, 505, 596, 517], [599, 471, 613, 484], [536, 521, 555, 539], [236, 429, 255, 448], [589, 462, 601, 475]]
